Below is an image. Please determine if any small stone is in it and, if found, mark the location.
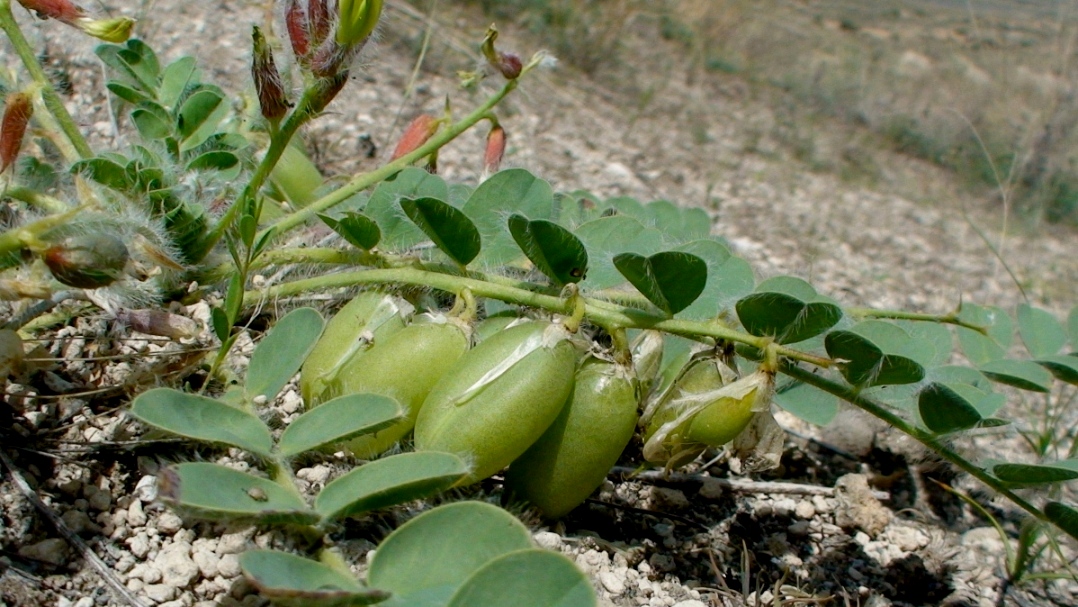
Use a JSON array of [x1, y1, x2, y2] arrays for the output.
[[85, 485, 112, 511], [833, 474, 892, 537], [812, 495, 832, 514], [127, 533, 151, 559], [18, 538, 69, 566], [788, 521, 810, 536], [600, 570, 626, 595], [650, 487, 690, 510], [74, 597, 94, 607], [296, 466, 331, 484], [194, 547, 221, 578], [133, 563, 163, 583], [135, 475, 158, 502], [794, 500, 816, 519], [887, 525, 928, 552], [772, 497, 796, 517], [217, 532, 248, 556], [61, 509, 99, 535], [218, 553, 242, 578], [158, 601, 186, 607], [157, 512, 184, 535], [128, 500, 147, 527], [143, 582, 177, 603], [160, 542, 199, 587], [672, 601, 707, 607], [533, 532, 563, 550], [648, 553, 675, 573]]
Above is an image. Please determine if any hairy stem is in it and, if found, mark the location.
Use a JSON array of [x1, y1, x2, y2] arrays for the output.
[[779, 361, 1047, 524], [242, 267, 834, 367], [258, 79, 519, 239], [0, 0, 93, 159], [846, 306, 987, 334]]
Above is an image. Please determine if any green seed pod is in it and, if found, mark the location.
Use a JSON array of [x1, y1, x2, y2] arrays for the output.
[[269, 143, 324, 208], [301, 292, 411, 405], [643, 360, 774, 467], [338, 314, 470, 458], [472, 312, 520, 343], [504, 357, 638, 518], [414, 321, 577, 484]]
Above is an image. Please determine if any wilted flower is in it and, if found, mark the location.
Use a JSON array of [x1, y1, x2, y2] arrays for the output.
[[0, 92, 33, 174], [15, 0, 83, 23], [44, 234, 131, 289], [251, 26, 291, 123], [481, 24, 522, 79], [78, 16, 135, 43]]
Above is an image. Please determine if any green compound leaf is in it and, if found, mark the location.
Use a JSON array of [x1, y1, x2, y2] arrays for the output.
[[130, 388, 273, 456], [158, 463, 319, 525], [315, 452, 468, 523], [573, 215, 664, 289], [277, 394, 403, 458], [363, 168, 449, 250], [673, 240, 755, 321], [446, 550, 596, 607], [601, 197, 711, 244], [1017, 304, 1066, 358], [131, 102, 172, 140], [736, 277, 841, 345], [992, 460, 1078, 485], [368, 502, 533, 606], [979, 359, 1054, 393], [957, 304, 1012, 365], [246, 307, 325, 403], [1069, 307, 1078, 352], [401, 197, 481, 266], [71, 157, 133, 192], [1036, 354, 1078, 385], [240, 550, 387, 607], [176, 88, 228, 151], [319, 212, 381, 251], [1045, 502, 1078, 542], [158, 56, 198, 109], [186, 150, 239, 172], [773, 380, 840, 426], [462, 169, 554, 268], [507, 215, 588, 286], [613, 251, 707, 315], [825, 322, 926, 387], [106, 82, 152, 104], [918, 382, 983, 434]]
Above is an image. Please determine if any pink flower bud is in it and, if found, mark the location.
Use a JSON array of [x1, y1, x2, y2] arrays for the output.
[[284, 0, 310, 60], [307, 72, 349, 115], [1, 92, 32, 174], [308, 0, 332, 49], [390, 115, 439, 161], [484, 125, 506, 174], [251, 26, 291, 122], [481, 25, 522, 80], [15, 0, 84, 25]]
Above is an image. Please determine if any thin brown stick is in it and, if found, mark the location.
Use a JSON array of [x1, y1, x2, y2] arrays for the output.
[[0, 450, 149, 607]]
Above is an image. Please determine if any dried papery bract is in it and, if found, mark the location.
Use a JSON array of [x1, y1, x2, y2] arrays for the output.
[[391, 114, 439, 161], [252, 26, 291, 123], [284, 0, 311, 62], [0, 92, 32, 174]]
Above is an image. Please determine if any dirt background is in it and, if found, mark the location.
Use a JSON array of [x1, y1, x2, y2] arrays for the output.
[[2, 1, 1078, 606]]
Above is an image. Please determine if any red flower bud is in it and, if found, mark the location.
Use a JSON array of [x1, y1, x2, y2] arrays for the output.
[[391, 115, 439, 161], [308, 0, 332, 49], [251, 26, 291, 122], [15, 0, 84, 24], [484, 125, 506, 175], [1, 92, 33, 174], [307, 72, 349, 115], [285, 0, 310, 61]]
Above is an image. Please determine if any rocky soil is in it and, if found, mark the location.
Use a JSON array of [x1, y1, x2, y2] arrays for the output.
[[2, 1, 1078, 607]]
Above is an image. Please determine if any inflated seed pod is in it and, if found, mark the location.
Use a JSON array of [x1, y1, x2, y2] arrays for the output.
[[414, 320, 578, 484], [504, 357, 638, 518], [337, 314, 470, 458], [301, 292, 411, 405], [643, 361, 774, 468], [472, 312, 522, 343]]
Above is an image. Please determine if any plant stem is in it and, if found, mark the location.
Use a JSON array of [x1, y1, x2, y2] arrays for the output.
[[846, 306, 987, 334], [242, 267, 834, 367], [258, 78, 519, 239], [0, 0, 93, 159], [779, 361, 1048, 524]]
